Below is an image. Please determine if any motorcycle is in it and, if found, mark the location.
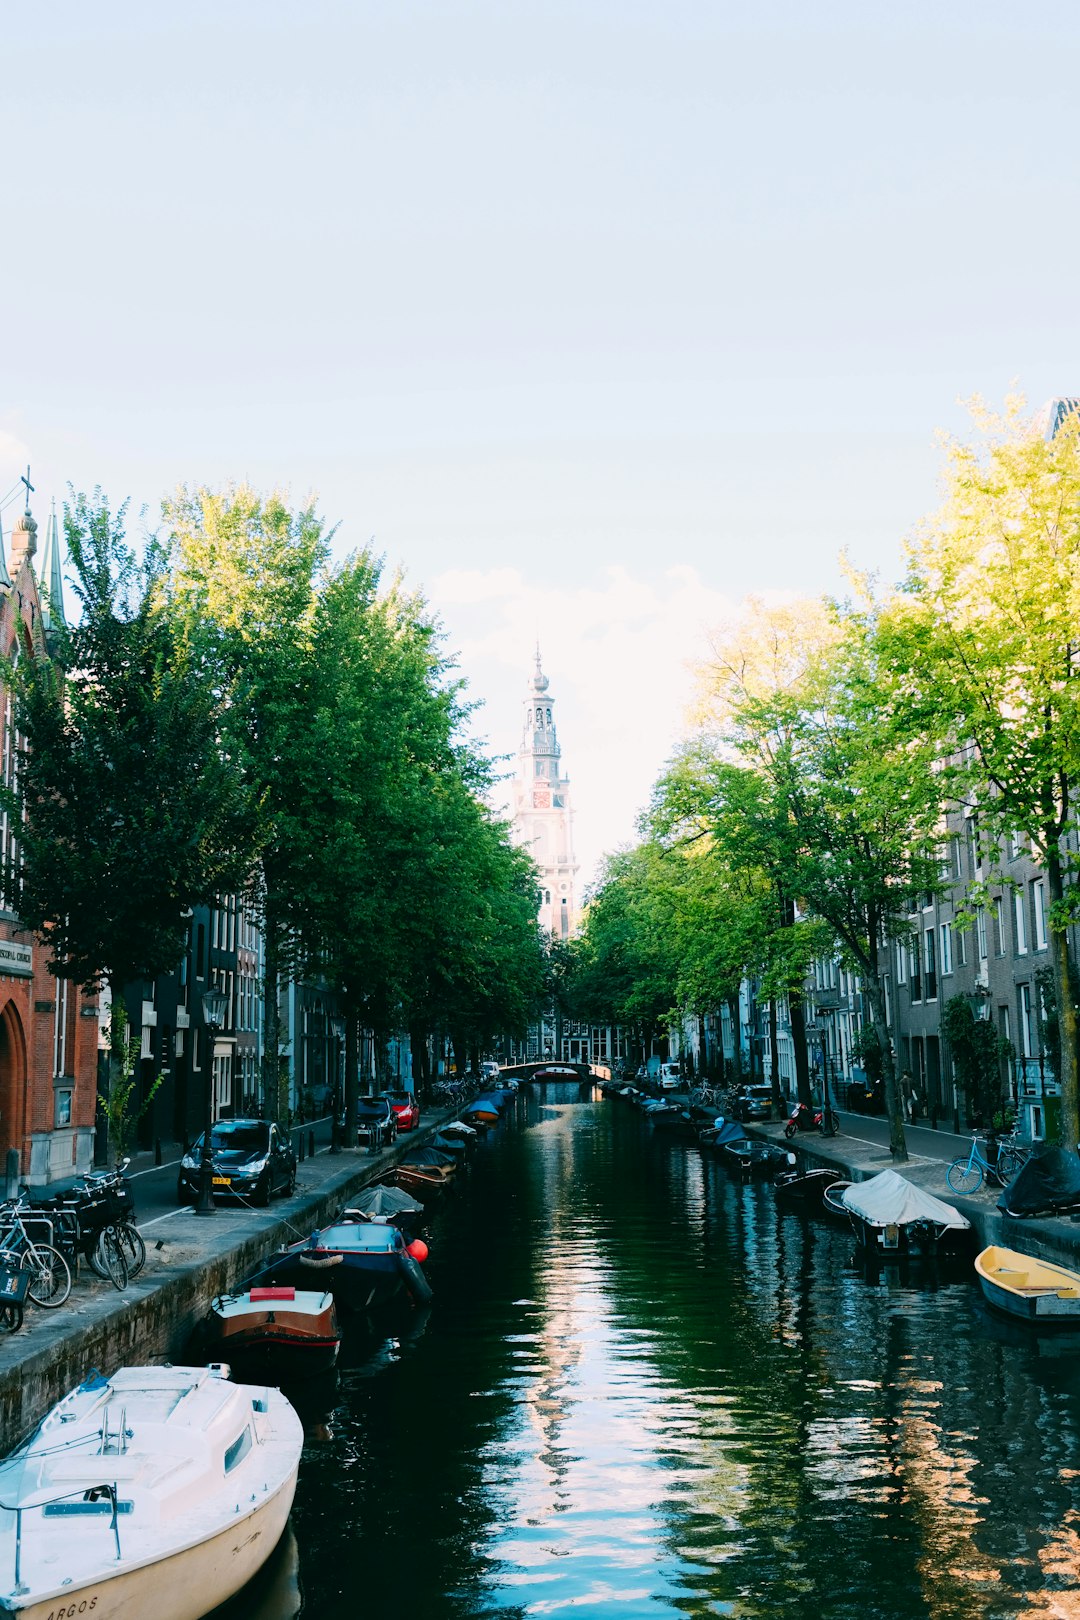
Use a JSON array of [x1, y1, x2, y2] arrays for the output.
[[784, 1101, 840, 1138]]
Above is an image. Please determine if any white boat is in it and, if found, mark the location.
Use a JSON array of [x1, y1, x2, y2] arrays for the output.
[[838, 1169, 972, 1258], [0, 1363, 303, 1620]]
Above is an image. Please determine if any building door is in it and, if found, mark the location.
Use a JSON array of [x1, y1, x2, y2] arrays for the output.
[[0, 1002, 27, 1170]]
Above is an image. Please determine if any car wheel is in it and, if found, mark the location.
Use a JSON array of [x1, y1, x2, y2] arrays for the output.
[[176, 1177, 188, 1204], [254, 1174, 271, 1208], [286, 1168, 297, 1197]]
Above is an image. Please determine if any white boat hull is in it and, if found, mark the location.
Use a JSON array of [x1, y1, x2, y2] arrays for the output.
[[0, 1466, 297, 1620]]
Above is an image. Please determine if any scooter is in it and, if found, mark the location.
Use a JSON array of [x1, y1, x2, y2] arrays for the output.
[[784, 1101, 840, 1138]]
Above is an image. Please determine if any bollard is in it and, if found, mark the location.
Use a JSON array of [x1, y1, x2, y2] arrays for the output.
[[298, 1133, 306, 1163], [154, 1138, 162, 1166], [308, 1129, 315, 1160], [4, 1150, 19, 1201]]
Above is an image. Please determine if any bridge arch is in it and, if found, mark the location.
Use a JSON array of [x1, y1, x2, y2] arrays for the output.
[[0, 999, 27, 1168]]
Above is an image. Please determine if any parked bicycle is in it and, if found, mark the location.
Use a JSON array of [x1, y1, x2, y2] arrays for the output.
[[946, 1133, 1028, 1194], [0, 1197, 71, 1307], [37, 1158, 144, 1290]]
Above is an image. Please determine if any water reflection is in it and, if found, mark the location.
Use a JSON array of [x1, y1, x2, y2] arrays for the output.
[[246, 1086, 1080, 1618]]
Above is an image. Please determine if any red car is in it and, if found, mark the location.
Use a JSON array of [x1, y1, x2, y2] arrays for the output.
[[385, 1091, 421, 1131]]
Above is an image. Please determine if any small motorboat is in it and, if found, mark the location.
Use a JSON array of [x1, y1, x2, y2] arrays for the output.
[[821, 1180, 855, 1222], [773, 1162, 848, 1211], [0, 1364, 302, 1620], [717, 1139, 784, 1177], [264, 1221, 432, 1310], [461, 1097, 501, 1124], [698, 1118, 747, 1153], [975, 1245, 1080, 1324], [206, 1286, 341, 1377], [398, 1145, 458, 1177], [835, 1170, 971, 1258], [431, 1131, 471, 1161]]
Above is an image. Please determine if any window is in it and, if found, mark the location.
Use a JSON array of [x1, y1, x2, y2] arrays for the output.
[[1014, 889, 1028, 955], [924, 927, 937, 999], [976, 909, 988, 962], [1033, 881, 1048, 950], [950, 836, 963, 880], [224, 1428, 252, 1474], [956, 926, 967, 967], [54, 1090, 72, 1128], [909, 938, 922, 1002], [1019, 983, 1035, 1060], [940, 921, 953, 977], [895, 942, 907, 986], [993, 896, 1005, 957]]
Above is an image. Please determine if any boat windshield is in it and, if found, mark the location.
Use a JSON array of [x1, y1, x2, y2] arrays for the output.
[[319, 1223, 401, 1252]]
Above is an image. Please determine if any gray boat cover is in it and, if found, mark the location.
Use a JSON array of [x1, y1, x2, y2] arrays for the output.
[[998, 1147, 1080, 1217], [841, 1169, 971, 1230]]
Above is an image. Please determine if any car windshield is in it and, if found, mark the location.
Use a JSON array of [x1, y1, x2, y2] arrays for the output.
[[210, 1124, 268, 1154], [386, 1095, 412, 1107], [357, 1100, 388, 1118]]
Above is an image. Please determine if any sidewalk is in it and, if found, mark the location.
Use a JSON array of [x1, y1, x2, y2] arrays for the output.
[[752, 1114, 1080, 1270], [0, 1111, 456, 1453]]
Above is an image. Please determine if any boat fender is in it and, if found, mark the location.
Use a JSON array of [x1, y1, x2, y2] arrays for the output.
[[399, 1252, 434, 1305], [406, 1239, 429, 1263]]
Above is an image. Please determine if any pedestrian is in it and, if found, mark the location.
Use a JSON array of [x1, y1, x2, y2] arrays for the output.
[[900, 1070, 914, 1123]]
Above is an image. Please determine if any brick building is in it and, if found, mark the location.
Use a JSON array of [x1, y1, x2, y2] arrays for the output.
[[0, 501, 98, 1183]]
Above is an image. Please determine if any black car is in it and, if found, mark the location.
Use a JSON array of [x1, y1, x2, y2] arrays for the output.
[[734, 1086, 773, 1122], [356, 1095, 397, 1149], [177, 1119, 297, 1207]]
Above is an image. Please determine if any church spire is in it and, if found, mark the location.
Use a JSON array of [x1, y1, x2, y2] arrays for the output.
[[39, 499, 65, 633]]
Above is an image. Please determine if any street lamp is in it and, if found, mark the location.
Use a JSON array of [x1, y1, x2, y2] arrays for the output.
[[195, 986, 228, 1216], [329, 1014, 345, 1153]]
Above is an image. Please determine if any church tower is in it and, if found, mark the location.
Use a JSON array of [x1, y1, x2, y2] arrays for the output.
[[512, 649, 579, 939]]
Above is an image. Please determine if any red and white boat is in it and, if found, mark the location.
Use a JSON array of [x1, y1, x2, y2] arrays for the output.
[[207, 1286, 340, 1378]]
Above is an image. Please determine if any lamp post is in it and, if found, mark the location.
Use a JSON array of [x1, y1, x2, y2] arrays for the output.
[[195, 986, 228, 1216], [330, 1015, 345, 1153]]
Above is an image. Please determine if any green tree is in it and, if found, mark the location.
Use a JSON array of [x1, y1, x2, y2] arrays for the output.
[[2, 491, 252, 1141], [940, 996, 1010, 1127], [879, 399, 1080, 1148], [696, 598, 944, 1159], [161, 485, 330, 1118]]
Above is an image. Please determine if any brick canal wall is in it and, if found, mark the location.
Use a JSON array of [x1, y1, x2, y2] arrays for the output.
[[0, 1126, 448, 1454]]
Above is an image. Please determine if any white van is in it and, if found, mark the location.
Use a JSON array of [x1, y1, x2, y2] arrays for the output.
[[657, 1062, 682, 1090]]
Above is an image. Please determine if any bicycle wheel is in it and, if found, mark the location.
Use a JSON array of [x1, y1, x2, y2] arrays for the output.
[[996, 1146, 1026, 1184], [95, 1227, 128, 1292], [117, 1224, 146, 1279], [822, 1110, 840, 1136], [947, 1158, 983, 1195], [20, 1243, 71, 1307]]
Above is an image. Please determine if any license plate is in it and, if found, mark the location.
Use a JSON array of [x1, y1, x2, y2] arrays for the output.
[[212, 1176, 231, 1186]]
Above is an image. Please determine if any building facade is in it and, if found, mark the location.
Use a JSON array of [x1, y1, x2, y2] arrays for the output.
[[0, 500, 99, 1183]]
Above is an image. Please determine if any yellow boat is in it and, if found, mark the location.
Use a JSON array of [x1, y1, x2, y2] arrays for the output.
[[975, 1245, 1080, 1324]]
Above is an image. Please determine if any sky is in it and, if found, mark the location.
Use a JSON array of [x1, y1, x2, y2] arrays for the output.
[[5, 1, 1080, 886]]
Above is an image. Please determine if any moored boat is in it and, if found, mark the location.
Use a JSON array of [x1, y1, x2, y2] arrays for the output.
[[836, 1170, 971, 1259], [975, 1245, 1080, 1324], [344, 1184, 425, 1234], [773, 1164, 848, 1211], [264, 1220, 431, 1310], [0, 1363, 302, 1620], [205, 1286, 340, 1377]]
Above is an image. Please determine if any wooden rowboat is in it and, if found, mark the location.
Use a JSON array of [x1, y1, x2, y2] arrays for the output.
[[975, 1245, 1080, 1324]]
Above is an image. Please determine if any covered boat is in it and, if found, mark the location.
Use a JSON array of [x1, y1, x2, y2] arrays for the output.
[[998, 1147, 1080, 1218], [976, 1245, 1080, 1323], [205, 1286, 340, 1377], [343, 1184, 425, 1233], [838, 1170, 971, 1257], [698, 1118, 747, 1153], [264, 1220, 431, 1311], [0, 1364, 302, 1620]]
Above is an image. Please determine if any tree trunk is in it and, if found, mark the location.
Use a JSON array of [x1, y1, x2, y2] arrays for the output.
[[863, 972, 907, 1161], [768, 996, 782, 1110], [1047, 841, 1079, 1149], [727, 994, 743, 1082], [789, 989, 813, 1107], [410, 1023, 430, 1094], [261, 897, 282, 1122], [342, 996, 359, 1142]]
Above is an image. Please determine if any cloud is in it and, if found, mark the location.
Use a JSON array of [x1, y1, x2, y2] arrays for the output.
[[429, 562, 741, 887]]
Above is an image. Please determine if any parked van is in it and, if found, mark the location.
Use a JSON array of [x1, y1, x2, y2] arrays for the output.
[[657, 1062, 682, 1090]]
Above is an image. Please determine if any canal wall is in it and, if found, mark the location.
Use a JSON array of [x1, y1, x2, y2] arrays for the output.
[[0, 1123, 450, 1455]]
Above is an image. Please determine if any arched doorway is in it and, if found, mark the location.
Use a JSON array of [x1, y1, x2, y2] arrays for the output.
[[0, 1001, 27, 1169]]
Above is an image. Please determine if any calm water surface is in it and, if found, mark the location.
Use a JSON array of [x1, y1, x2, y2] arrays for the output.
[[243, 1085, 1080, 1618]]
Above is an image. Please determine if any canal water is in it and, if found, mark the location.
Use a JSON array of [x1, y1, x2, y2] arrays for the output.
[[234, 1083, 1080, 1619]]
